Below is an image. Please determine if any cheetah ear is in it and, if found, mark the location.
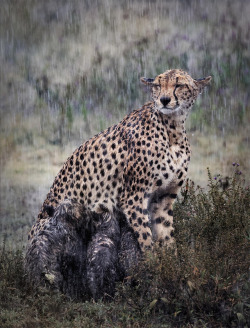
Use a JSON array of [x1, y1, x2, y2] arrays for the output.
[[140, 77, 154, 86], [194, 76, 212, 93]]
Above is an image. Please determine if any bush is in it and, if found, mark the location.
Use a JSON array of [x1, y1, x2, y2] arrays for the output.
[[116, 166, 250, 327]]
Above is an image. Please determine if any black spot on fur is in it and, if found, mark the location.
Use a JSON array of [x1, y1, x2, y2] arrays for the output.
[[178, 180, 184, 186], [168, 209, 173, 216], [163, 173, 169, 179], [156, 179, 162, 186], [164, 220, 171, 227], [155, 217, 163, 224], [170, 194, 177, 199]]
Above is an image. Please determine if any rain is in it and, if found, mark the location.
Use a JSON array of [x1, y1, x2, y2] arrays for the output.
[[0, 1, 250, 326], [0, 0, 249, 274]]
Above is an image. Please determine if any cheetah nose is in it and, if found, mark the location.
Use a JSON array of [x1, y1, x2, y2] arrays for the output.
[[160, 96, 171, 107]]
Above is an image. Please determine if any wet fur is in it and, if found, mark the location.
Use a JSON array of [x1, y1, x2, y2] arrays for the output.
[[25, 200, 141, 300]]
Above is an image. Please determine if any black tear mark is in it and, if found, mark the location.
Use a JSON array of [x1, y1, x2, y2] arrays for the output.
[[185, 84, 191, 92], [173, 77, 179, 107]]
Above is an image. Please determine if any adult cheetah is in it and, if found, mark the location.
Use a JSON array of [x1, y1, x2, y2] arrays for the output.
[[26, 69, 211, 299]]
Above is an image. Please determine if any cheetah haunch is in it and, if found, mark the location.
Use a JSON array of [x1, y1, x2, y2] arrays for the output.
[[25, 69, 211, 300]]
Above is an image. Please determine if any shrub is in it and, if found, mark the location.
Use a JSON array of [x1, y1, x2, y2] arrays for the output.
[[116, 167, 250, 327]]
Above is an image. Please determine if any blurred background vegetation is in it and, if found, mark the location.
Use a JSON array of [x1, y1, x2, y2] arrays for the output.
[[0, 0, 249, 248], [0, 0, 249, 326]]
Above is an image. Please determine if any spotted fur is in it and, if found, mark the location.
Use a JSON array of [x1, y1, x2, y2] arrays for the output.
[[28, 69, 211, 251]]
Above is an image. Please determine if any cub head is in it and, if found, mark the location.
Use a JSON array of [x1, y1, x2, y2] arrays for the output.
[[141, 69, 211, 115]]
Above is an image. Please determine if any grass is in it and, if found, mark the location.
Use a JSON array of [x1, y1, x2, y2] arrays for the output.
[[0, 168, 249, 327]]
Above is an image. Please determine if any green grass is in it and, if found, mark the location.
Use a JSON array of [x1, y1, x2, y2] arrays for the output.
[[0, 169, 249, 327]]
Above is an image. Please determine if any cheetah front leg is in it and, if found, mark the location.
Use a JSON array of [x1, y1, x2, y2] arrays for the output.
[[121, 193, 153, 252], [148, 190, 178, 248]]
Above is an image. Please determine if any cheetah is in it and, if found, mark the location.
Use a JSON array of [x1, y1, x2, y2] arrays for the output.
[[28, 69, 211, 252], [26, 69, 211, 299]]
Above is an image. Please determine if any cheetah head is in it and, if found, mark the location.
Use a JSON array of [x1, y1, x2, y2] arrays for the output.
[[141, 69, 211, 115]]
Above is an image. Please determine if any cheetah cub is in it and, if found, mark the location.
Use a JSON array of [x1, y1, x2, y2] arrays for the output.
[[28, 69, 211, 251]]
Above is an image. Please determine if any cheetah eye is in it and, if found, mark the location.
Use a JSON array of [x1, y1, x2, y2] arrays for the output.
[[176, 84, 185, 88]]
